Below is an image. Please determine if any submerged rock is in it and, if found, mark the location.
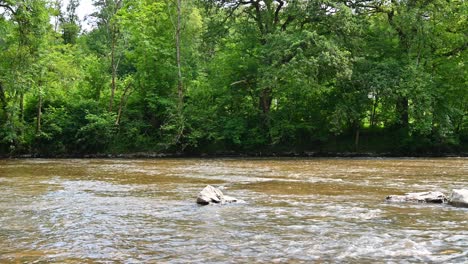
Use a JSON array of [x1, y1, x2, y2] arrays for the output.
[[386, 191, 447, 204], [223, 195, 238, 203], [448, 189, 468, 207], [196, 185, 239, 205]]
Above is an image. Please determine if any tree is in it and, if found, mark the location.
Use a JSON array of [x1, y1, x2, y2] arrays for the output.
[[91, 0, 124, 112], [0, 0, 49, 153], [59, 0, 81, 44], [0, 0, 465, 155]]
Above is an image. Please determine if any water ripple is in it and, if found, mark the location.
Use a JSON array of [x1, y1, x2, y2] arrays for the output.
[[0, 158, 467, 263]]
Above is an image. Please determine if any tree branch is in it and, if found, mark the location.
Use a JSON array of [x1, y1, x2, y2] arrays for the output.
[[0, 3, 16, 15], [252, 0, 265, 35], [441, 42, 468, 57], [221, 1, 242, 24], [273, 0, 284, 27], [281, 15, 293, 31]]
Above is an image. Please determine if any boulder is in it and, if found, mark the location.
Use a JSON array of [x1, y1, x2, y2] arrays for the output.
[[448, 189, 468, 207], [196, 185, 239, 205], [386, 191, 447, 204]]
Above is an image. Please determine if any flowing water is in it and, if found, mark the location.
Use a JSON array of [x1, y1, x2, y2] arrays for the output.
[[0, 158, 466, 263]]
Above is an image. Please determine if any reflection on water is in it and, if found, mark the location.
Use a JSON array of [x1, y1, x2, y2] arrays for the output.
[[0, 158, 467, 263]]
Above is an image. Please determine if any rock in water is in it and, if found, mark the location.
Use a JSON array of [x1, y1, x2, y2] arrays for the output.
[[197, 185, 223, 205], [449, 189, 468, 207], [196, 185, 239, 205], [386, 191, 447, 203], [223, 195, 238, 203]]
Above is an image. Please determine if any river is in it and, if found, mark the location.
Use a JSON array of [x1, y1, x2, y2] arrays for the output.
[[0, 158, 466, 263]]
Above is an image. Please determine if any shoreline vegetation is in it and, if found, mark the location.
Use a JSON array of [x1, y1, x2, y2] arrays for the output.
[[1, 1, 466, 158]]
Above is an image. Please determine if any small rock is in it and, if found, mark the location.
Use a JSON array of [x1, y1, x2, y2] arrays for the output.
[[196, 185, 240, 205], [386, 191, 447, 204], [223, 195, 237, 203], [448, 189, 468, 208]]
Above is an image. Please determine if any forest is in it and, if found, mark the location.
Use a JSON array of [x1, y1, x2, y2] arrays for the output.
[[0, 0, 466, 156]]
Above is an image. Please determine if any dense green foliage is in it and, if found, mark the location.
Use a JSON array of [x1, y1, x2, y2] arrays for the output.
[[0, 0, 466, 156]]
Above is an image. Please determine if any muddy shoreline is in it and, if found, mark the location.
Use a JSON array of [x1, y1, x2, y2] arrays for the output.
[[3, 151, 467, 159]]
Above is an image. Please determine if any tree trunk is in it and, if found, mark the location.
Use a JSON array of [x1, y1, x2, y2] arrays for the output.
[[109, 32, 116, 112], [0, 82, 7, 113], [354, 125, 360, 152], [36, 89, 42, 134], [260, 87, 272, 115], [115, 82, 131, 126], [115, 94, 123, 126], [19, 92, 24, 122], [0, 82, 8, 122], [172, 0, 185, 146], [396, 97, 409, 129], [370, 96, 378, 127], [176, 0, 183, 107]]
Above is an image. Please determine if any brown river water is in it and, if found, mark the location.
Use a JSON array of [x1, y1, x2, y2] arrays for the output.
[[0, 158, 466, 263]]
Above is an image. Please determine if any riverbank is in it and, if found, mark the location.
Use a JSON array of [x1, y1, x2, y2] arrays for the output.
[[3, 150, 467, 159], [1, 126, 466, 159]]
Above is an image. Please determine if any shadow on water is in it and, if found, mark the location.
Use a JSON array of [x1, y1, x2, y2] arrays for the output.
[[0, 158, 467, 263]]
